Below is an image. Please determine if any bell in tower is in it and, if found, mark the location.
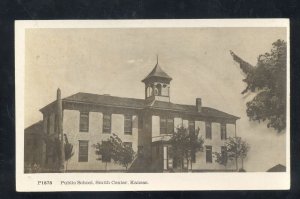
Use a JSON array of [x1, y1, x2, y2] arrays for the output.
[[142, 56, 172, 103]]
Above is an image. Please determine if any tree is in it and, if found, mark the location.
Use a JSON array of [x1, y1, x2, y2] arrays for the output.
[[214, 137, 250, 171], [64, 134, 74, 171], [94, 134, 135, 171], [94, 140, 113, 171], [230, 39, 287, 132], [109, 134, 135, 171], [169, 126, 204, 171]]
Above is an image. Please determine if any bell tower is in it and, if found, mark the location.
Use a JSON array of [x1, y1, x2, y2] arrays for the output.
[[142, 56, 172, 103]]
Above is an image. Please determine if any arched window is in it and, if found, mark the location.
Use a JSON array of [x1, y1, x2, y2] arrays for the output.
[[156, 84, 162, 96], [161, 84, 169, 96], [147, 87, 150, 97], [154, 87, 158, 96], [147, 86, 153, 97]]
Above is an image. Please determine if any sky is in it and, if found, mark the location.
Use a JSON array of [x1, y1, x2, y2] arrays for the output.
[[25, 27, 287, 171]]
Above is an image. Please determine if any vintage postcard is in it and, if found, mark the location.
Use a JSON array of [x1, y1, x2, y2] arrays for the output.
[[15, 19, 290, 191]]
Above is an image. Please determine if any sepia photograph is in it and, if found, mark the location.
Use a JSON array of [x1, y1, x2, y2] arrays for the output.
[[15, 19, 290, 191]]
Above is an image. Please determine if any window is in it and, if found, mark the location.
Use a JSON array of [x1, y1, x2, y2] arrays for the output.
[[47, 116, 51, 135], [138, 116, 143, 129], [101, 141, 111, 162], [221, 146, 227, 164], [188, 121, 195, 134], [160, 117, 167, 134], [78, 140, 89, 162], [167, 118, 174, 134], [206, 146, 212, 163], [161, 84, 169, 96], [221, 123, 227, 140], [156, 84, 162, 96], [205, 122, 212, 139], [147, 86, 153, 97], [124, 115, 132, 135], [79, 112, 89, 132], [103, 114, 111, 134], [160, 116, 174, 134], [124, 142, 132, 148], [154, 87, 158, 96]]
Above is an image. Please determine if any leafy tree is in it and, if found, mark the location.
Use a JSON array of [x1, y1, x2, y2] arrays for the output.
[[214, 137, 250, 171], [213, 148, 228, 167], [169, 126, 204, 171], [94, 134, 135, 171], [110, 134, 135, 170], [230, 39, 287, 132], [94, 140, 113, 171], [64, 134, 74, 171]]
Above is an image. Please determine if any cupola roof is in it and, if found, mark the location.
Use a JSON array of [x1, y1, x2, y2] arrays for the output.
[[142, 57, 172, 83]]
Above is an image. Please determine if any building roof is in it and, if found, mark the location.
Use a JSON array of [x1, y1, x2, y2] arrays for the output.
[[142, 63, 172, 82], [267, 164, 286, 172], [149, 101, 239, 119], [25, 121, 43, 135], [49, 92, 240, 120], [64, 92, 146, 109]]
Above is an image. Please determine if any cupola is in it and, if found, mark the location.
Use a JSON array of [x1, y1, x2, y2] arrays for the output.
[[142, 56, 172, 103]]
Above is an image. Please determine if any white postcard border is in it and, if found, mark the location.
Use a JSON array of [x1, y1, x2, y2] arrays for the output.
[[15, 19, 290, 192]]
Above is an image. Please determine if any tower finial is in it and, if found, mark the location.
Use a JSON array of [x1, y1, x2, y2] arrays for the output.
[[156, 54, 158, 65]]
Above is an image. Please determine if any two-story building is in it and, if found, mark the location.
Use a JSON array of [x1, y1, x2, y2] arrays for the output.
[[37, 60, 239, 172]]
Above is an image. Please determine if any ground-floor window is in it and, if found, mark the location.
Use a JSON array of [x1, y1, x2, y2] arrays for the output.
[[206, 145, 212, 163], [221, 146, 227, 164], [101, 141, 111, 162], [78, 140, 89, 162], [124, 142, 132, 148]]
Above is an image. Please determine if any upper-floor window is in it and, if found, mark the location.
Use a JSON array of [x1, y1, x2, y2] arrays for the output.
[[138, 116, 143, 129], [221, 123, 227, 140], [160, 116, 174, 134], [205, 122, 212, 139], [156, 84, 162, 96], [78, 140, 89, 162], [124, 115, 132, 135], [160, 117, 167, 134], [206, 145, 212, 163], [188, 120, 195, 134], [103, 114, 111, 134], [161, 84, 169, 96], [167, 118, 174, 134], [79, 112, 89, 132], [146, 86, 153, 97]]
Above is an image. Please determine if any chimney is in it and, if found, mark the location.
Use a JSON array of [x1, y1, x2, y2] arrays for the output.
[[196, 98, 202, 112]]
